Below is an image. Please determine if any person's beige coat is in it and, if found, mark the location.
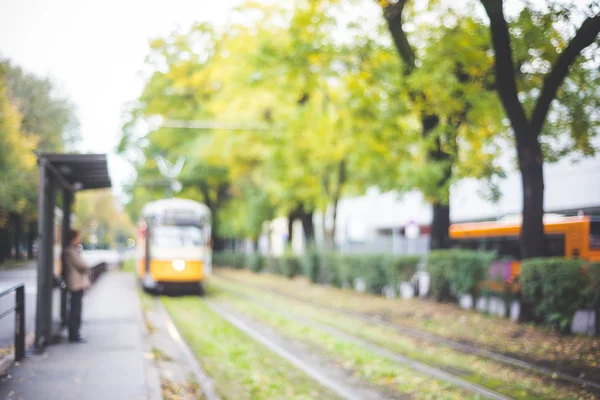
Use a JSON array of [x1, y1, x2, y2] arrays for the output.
[[63, 244, 91, 291]]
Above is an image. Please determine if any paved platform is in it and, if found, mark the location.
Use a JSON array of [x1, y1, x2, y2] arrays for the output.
[[0, 272, 160, 400]]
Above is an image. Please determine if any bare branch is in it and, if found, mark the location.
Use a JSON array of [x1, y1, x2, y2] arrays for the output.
[[530, 14, 600, 136], [481, 0, 530, 137], [383, 0, 416, 73]]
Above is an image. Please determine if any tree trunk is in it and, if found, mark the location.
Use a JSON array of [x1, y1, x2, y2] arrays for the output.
[[331, 199, 339, 251], [516, 130, 545, 259], [299, 209, 315, 244], [330, 160, 347, 251], [0, 228, 9, 262], [287, 212, 295, 248], [430, 203, 450, 250], [515, 132, 545, 322], [211, 215, 226, 252], [422, 115, 453, 251]]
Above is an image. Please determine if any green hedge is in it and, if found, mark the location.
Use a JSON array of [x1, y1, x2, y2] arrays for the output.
[[328, 254, 420, 295], [280, 254, 302, 279], [427, 250, 495, 302], [247, 253, 265, 273], [301, 248, 320, 283], [584, 263, 600, 309], [212, 251, 236, 268], [320, 252, 342, 287], [521, 258, 587, 333], [387, 255, 421, 290], [338, 254, 387, 294], [584, 263, 600, 336], [212, 251, 246, 269], [265, 256, 281, 274]]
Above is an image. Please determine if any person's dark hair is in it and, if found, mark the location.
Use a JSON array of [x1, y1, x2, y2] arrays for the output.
[[67, 229, 80, 243]]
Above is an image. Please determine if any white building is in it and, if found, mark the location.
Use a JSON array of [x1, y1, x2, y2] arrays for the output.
[[261, 146, 600, 255], [330, 149, 600, 254]]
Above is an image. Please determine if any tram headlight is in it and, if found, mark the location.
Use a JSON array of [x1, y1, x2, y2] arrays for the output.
[[172, 259, 186, 271]]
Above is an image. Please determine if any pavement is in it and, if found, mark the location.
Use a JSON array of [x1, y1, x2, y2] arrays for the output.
[[0, 271, 161, 400], [0, 251, 127, 348]]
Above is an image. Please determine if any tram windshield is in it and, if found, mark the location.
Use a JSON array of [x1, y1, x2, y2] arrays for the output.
[[153, 225, 203, 248]]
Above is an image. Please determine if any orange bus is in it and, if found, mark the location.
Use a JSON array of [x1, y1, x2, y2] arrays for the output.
[[449, 214, 600, 289]]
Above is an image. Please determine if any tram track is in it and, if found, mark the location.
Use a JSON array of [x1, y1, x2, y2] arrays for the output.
[[204, 300, 386, 400], [215, 273, 600, 392], [212, 286, 510, 400]]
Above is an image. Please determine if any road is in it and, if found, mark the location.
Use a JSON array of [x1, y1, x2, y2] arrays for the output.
[[0, 250, 126, 349], [0, 262, 37, 348]]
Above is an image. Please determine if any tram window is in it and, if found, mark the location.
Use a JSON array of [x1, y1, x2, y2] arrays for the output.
[[452, 239, 478, 250], [545, 235, 565, 257], [153, 226, 203, 247], [590, 221, 600, 249], [497, 237, 521, 260]]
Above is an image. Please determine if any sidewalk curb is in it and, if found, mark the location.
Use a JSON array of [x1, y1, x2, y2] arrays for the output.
[[135, 284, 164, 400], [156, 299, 221, 400]]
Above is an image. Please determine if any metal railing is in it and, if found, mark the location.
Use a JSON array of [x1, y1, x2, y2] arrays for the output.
[[89, 262, 108, 285], [0, 284, 25, 361]]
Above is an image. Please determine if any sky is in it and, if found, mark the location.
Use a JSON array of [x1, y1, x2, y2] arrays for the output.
[[0, 0, 239, 198]]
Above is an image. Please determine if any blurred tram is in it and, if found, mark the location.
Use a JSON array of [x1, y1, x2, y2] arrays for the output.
[[137, 198, 212, 294]]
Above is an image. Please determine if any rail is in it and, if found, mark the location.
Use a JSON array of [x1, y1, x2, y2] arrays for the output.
[[89, 262, 108, 285], [0, 284, 25, 361]]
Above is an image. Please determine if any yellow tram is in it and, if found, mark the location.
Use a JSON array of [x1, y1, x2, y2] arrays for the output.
[[137, 198, 212, 294]]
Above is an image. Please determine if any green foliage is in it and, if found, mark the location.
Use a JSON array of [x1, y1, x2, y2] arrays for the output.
[[246, 253, 265, 273], [426, 251, 454, 302], [211, 252, 230, 268], [279, 254, 302, 279], [448, 251, 495, 298], [583, 263, 600, 310], [319, 252, 342, 287], [507, 5, 600, 160], [520, 258, 587, 333], [0, 58, 79, 261], [301, 247, 320, 283], [0, 75, 37, 216], [74, 189, 135, 247], [212, 251, 245, 269], [387, 255, 421, 287], [338, 254, 387, 294], [265, 255, 281, 275], [2, 59, 80, 152], [427, 250, 495, 302]]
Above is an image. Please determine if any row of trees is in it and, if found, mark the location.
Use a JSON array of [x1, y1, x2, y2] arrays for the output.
[[119, 0, 600, 257], [0, 59, 80, 262], [74, 189, 136, 249]]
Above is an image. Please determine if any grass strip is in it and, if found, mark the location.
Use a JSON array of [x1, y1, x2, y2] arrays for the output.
[[162, 296, 342, 400], [213, 277, 592, 400], [214, 269, 600, 378], [208, 286, 479, 400]]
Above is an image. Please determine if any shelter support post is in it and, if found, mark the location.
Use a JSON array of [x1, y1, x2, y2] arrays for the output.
[[35, 159, 56, 352], [60, 189, 73, 325]]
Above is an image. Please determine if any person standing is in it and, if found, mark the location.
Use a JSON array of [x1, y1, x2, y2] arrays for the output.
[[63, 229, 90, 343]]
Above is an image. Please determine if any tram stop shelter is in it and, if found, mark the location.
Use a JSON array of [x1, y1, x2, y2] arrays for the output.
[[35, 153, 111, 352]]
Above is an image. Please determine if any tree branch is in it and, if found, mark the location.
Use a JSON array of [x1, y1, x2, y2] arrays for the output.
[[530, 14, 600, 136], [383, 0, 416, 73], [481, 0, 530, 137]]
